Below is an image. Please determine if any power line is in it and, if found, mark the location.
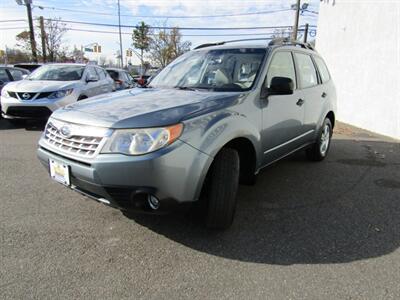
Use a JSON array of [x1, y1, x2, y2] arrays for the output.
[[0, 26, 295, 37], [0, 19, 26, 23], [42, 18, 296, 30], [33, 5, 293, 19]]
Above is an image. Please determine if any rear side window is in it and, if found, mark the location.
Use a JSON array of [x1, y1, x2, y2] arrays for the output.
[[294, 53, 318, 89], [266, 51, 296, 89], [107, 70, 119, 80], [314, 56, 331, 83]]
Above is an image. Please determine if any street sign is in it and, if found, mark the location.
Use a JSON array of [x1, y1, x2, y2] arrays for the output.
[[84, 47, 93, 52]]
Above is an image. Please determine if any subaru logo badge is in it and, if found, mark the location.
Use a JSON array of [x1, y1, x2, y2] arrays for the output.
[[22, 93, 31, 100], [60, 126, 72, 138]]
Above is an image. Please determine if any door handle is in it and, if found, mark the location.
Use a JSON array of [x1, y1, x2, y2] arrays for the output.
[[296, 98, 305, 106], [321, 92, 327, 98]]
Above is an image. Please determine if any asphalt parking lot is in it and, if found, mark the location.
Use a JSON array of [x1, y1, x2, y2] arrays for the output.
[[1, 119, 399, 299]]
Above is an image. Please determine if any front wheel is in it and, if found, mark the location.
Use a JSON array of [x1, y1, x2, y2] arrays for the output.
[[306, 118, 333, 161], [204, 148, 240, 229]]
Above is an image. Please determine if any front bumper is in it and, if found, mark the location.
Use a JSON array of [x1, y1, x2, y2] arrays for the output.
[[37, 140, 212, 212], [1, 94, 76, 119]]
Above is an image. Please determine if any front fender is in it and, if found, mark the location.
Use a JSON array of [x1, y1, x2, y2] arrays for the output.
[[179, 109, 262, 201], [180, 110, 262, 163]]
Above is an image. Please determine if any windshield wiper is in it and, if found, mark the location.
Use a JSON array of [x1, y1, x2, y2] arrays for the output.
[[174, 86, 197, 91]]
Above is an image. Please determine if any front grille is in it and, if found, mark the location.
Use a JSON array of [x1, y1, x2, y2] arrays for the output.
[[7, 106, 52, 118], [16, 92, 37, 100], [44, 122, 105, 158], [8, 91, 53, 100]]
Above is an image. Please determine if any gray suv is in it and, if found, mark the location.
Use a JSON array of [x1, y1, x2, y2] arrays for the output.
[[37, 39, 336, 229]]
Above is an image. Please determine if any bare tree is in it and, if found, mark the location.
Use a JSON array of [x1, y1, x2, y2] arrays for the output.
[[15, 18, 68, 62], [149, 27, 191, 68], [44, 18, 68, 62]]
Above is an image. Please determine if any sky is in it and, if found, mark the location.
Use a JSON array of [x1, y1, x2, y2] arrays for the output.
[[0, 0, 320, 65]]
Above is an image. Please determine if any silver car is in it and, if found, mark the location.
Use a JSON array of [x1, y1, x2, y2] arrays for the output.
[[37, 39, 337, 229], [1, 63, 114, 122]]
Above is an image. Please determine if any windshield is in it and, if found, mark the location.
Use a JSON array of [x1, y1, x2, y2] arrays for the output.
[[150, 48, 266, 91], [28, 65, 85, 81]]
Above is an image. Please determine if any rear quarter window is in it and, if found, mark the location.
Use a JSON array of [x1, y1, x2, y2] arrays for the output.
[[294, 52, 318, 89], [314, 56, 331, 83]]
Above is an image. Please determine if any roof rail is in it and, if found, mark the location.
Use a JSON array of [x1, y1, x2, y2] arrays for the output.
[[194, 37, 275, 50], [194, 37, 315, 51], [268, 37, 315, 50]]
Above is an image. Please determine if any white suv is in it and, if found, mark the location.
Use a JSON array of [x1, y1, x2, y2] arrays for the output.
[[0, 63, 114, 122]]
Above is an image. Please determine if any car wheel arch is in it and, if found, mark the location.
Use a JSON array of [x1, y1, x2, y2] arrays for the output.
[[195, 135, 258, 201]]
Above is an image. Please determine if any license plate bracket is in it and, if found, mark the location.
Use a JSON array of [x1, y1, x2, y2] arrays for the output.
[[49, 159, 70, 186]]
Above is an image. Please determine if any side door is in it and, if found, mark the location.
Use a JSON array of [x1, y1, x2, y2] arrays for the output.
[[293, 52, 323, 136], [83, 66, 100, 97], [261, 50, 306, 164]]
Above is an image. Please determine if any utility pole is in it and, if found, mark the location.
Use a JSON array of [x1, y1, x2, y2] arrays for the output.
[[303, 23, 309, 43], [117, 0, 124, 68], [16, 0, 38, 62], [292, 0, 301, 41], [39, 16, 46, 62]]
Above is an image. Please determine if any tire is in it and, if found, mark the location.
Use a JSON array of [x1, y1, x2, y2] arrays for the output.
[[306, 118, 333, 161], [205, 148, 240, 229]]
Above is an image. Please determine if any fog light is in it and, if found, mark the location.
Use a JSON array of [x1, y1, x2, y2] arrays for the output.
[[148, 195, 160, 210]]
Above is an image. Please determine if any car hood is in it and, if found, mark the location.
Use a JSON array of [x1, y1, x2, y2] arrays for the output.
[[52, 88, 244, 128], [4, 80, 79, 92]]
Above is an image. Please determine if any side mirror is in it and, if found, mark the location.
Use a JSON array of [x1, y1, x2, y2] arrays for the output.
[[86, 74, 99, 82], [0, 80, 4, 86], [267, 77, 294, 96]]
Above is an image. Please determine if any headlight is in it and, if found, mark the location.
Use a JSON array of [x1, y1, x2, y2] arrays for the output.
[[48, 89, 73, 99], [1, 89, 10, 98], [101, 124, 183, 155]]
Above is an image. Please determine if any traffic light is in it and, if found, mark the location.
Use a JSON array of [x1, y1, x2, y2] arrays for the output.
[[97, 45, 101, 53], [126, 49, 132, 57]]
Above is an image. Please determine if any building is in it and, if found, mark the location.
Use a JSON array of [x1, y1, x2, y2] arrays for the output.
[[316, 0, 400, 139]]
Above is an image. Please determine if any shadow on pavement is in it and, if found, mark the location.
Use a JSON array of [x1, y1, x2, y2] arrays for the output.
[[0, 118, 46, 131], [127, 138, 400, 265]]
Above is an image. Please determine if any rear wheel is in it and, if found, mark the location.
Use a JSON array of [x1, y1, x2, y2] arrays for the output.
[[306, 118, 332, 161], [204, 148, 240, 229]]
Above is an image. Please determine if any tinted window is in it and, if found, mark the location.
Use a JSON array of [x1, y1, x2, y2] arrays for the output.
[[107, 70, 119, 80], [9, 69, 24, 80], [314, 56, 331, 83], [0, 69, 10, 82], [294, 53, 318, 89], [265, 51, 296, 89], [29, 65, 84, 81]]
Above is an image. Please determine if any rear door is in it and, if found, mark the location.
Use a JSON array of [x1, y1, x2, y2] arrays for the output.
[[293, 52, 324, 135], [261, 50, 306, 163]]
